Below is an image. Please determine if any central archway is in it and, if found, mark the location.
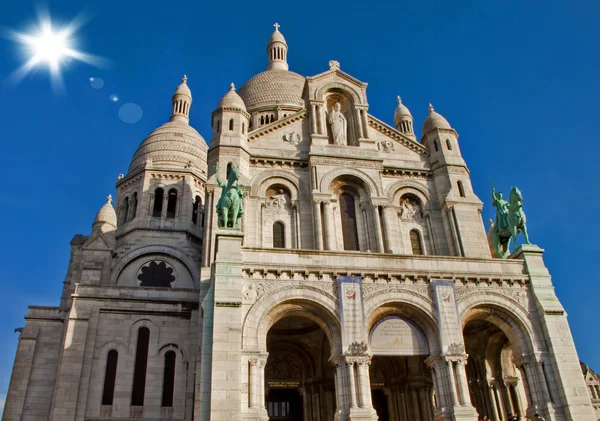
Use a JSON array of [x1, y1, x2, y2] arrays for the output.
[[266, 315, 335, 421]]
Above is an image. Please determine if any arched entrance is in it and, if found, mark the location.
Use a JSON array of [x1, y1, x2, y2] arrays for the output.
[[368, 315, 435, 421], [266, 315, 336, 421], [462, 308, 533, 421]]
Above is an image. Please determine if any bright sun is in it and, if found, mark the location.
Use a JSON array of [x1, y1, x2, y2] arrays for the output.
[[5, 9, 104, 91]]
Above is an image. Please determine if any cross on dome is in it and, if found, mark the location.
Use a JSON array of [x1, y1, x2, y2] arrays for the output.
[[428, 103, 435, 112], [106, 194, 112, 205], [397, 96, 402, 104], [182, 75, 188, 83], [273, 22, 280, 31], [230, 82, 236, 91]]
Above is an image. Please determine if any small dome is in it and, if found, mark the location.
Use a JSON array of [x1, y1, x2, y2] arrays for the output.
[[268, 28, 287, 45], [128, 121, 208, 174], [93, 195, 117, 229], [238, 70, 305, 111], [422, 103, 451, 135], [216, 83, 246, 111], [174, 75, 191, 98], [394, 96, 413, 126]]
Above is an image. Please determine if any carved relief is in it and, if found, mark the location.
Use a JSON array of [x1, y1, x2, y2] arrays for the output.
[[282, 131, 302, 145], [265, 354, 302, 380], [399, 196, 423, 223], [264, 189, 290, 214], [377, 140, 395, 153], [242, 281, 338, 303], [362, 284, 433, 303]]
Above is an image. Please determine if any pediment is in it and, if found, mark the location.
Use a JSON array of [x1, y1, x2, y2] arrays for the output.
[[306, 65, 368, 104]]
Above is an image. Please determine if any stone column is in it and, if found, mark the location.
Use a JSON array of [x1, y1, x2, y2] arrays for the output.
[[311, 103, 318, 134], [446, 361, 459, 407], [410, 388, 421, 421], [454, 359, 472, 406], [313, 200, 324, 250], [382, 205, 397, 253], [317, 104, 324, 135], [248, 358, 258, 409], [347, 360, 358, 409], [361, 109, 369, 139], [372, 205, 385, 253], [360, 206, 371, 252], [161, 194, 168, 218], [335, 360, 347, 415], [323, 201, 337, 251], [356, 358, 373, 409], [293, 204, 301, 249], [354, 108, 363, 141], [202, 190, 214, 267]]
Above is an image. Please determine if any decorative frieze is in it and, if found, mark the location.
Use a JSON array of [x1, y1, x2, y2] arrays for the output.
[[310, 157, 382, 170]]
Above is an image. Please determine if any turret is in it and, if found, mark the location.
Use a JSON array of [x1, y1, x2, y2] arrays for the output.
[[394, 96, 415, 140], [170, 75, 192, 123], [421, 104, 489, 258], [266, 23, 288, 71]]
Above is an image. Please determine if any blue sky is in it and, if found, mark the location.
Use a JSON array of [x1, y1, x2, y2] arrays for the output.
[[0, 0, 599, 413]]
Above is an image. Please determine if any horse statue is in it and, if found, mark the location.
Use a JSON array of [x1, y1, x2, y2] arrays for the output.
[[215, 162, 244, 229], [490, 186, 531, 258]]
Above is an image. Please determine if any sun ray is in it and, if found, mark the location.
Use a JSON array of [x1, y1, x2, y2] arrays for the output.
[[3, 8, 107, 92]]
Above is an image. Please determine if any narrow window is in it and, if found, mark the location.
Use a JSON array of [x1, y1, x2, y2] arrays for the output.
[[340, 193, 359, 251], [273, 222, 285, 248], [410, 230, 424, 255], [192, 195, 202, 225], [434, 140, 439, 152], [161, 351, 176, 407], [446, 138, 452, 150], [457, 181, 466, 198], [242, 122, 245, 134], [229, 118, 234, 131], [152, 188, 164, 217], [260, 115, 264, 125], [271, 114, 274, 123], [166, 189, 177, 218], [131, 192, 138, 219], [123, 197, 130, 224], [226, 162, 232, 178], [131, 327, 150, 406], [102, 350, 118, 406], [216, 120, 220, 133]]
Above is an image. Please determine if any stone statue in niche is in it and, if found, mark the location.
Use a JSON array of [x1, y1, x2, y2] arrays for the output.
[[399, 197, 422, 222], [265, 189, 289, 214], [328, 103, 347, 145]]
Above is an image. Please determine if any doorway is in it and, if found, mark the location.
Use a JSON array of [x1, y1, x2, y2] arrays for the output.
[[372, 389, 389, 421], [267, 389, 303, 421]]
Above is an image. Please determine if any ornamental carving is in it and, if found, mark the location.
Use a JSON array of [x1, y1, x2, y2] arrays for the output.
[[399, 197, 423, 223], [362, 284, 432, 303], [377, 140, 395, 153], [265, 354, 302, 380], [347, 340, 369, 356], [265, 190, 290, 214], [283, 131, 302, 145], [454, 286, 529, 309], [242, 281, 338, 303]]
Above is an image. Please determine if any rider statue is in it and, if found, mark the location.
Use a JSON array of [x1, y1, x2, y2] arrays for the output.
[[490, 185, 531, 258], [215, 162, 244, 229]]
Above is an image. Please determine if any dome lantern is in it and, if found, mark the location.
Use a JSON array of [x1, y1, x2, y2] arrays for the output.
[[394, 96, 415, 139], [266, 23, 289, 71], [92, 195, 117, 232], [170, 75, 192, 123]]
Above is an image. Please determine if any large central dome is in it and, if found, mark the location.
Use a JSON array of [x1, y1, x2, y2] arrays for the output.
[[238, 69, 305, 111]]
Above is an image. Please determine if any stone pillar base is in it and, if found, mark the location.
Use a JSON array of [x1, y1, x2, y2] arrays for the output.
[[449, 405, 478, 421], [347, 407, 378, 421], [242, 408, 269, 421]]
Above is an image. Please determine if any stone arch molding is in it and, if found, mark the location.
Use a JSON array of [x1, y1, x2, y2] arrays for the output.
[[158, 343, 187, 362], [111, 245, 200, 285], [242, 287, 342, 355], [315, 81, 362, 104], [385, 179, 433, 208], [458, 295, 541, 356], [320, 167, 382, 197], [249, 170, 305, 200], [364, 293, 442, 355]]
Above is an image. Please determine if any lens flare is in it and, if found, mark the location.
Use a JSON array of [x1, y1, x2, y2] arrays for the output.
[[4, 7, 106, 92]]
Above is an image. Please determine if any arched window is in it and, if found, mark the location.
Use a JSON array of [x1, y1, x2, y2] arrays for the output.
[[273, 222, 285, 248], [260, 115, 264, 125], [340, 193, 359, 251], [161, 351, 176, 407], [166, 189, 177, 218], [446, 138, 452, 150], [122, 197, 130, 224], [152, 188, 164, 217], [410, 230, 424, 255], [192, 195, 202, 225], [226, 162, 232, 178], [457, 181, 466, 198], [229, 118, 234, 131], [131, 327, 150, 406], [131, 192, 138, 219], [270, 114, 275, 123], [102, 350, 118, 406]]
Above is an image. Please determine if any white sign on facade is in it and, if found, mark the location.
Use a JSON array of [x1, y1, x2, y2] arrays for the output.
[[432, 279, 464, 354], [369, 316, 429, 355], [337, 276, 367, 354]]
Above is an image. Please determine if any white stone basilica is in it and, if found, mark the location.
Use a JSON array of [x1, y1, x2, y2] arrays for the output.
[[3, 25, 597, 421]]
